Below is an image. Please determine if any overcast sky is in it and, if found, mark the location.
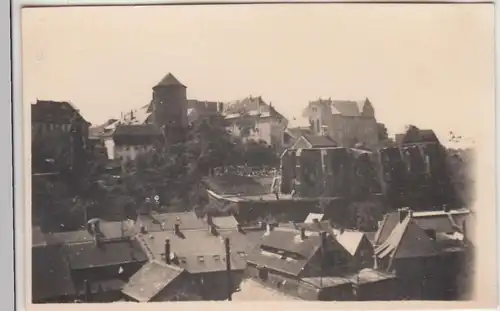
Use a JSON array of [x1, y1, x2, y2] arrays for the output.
[[21, 4, 494, 146]]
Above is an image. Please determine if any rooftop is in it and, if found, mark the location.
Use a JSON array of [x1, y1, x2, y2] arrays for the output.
[[121, 260, 185, 302], [136, 228, 256, 274], [154, 73, 186, 88], [63, 238, 148, 270]]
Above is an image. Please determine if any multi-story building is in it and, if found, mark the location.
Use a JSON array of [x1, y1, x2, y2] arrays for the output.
[[223, 96, 288, 150], [303, 98, 379, 150], [31, 100, 91, 173], [92, 73, 190, 162], [31, 100, 91, 142]]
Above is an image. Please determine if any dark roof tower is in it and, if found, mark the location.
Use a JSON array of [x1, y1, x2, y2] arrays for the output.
[[153, 73, 186, 89]]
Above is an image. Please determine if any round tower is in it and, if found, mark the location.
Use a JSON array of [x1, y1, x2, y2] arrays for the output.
[[151, 73, 188, 141]]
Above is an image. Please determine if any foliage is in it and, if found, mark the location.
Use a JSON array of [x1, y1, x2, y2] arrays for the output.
[[445, 148, 475, 209], [377, 123, 389, 141], [232, 108, 257, 140]]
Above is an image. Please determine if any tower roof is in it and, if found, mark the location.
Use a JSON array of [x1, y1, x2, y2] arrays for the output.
[[154, 73, 186, 89]]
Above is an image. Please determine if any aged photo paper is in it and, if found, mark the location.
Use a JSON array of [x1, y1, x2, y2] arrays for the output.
[[20, 3, 496, 310]]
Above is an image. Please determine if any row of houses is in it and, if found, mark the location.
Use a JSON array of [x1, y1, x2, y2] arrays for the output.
[[31, 73, 444, 172], [32, 206, 474, 303], [78, 72, 384, 164]]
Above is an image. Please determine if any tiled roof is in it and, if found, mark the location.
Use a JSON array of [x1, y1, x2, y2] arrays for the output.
[[233, 279, 301, 301], [32, 244, 76, 301], [304, 213, 325, 224], [121, 260, 185, 302], [287, 221, 369, 257], [136, 212, 206, 233], [211, 215, 239, 230], [412, 210, 470, 234], [302, 134, 337, 148], [31, 100, 89, 125], [64, 238, 148, 270], [331, 100, 365, 117], [223, 96, 287, 122], [259, 228, 322, 258], [374, 212, 439, 260], [137, 229, 249, 273], [400, 128, 440, 145], [246, 227, 334, 276], [154, 73, 186, 88], [40, 220, 136, 246]]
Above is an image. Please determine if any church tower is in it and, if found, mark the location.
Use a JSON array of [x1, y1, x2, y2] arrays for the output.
[[151, 73, 188, 142]]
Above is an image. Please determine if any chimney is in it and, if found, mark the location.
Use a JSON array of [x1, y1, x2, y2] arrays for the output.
[[462, 220, 467, 244], [313, 218, 320, 224], [237, 223, 244, 233], [398, 208, 410, 223], [209, 224, 218, 236], [165, 239, 171, 264], [443, 204, 451, 213], [300, 228, 306, 240], [206, 214, 213, 226], [174, 223, 180, 235], [83, 279, 91, 302], [260, 221, 267, 230], [266, 223, 273, 234], [140, 225, 147, 234]]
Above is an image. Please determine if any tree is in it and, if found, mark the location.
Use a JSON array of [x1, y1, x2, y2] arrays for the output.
[[119, 112, 240, 213], [377, 123, 389, 141], [232, 108, 257, 141]]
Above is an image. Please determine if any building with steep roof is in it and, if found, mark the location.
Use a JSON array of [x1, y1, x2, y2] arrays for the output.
[[245, 225, 396, 300], [121, 261, 201, 302], [373, 208, 471, 300], [302, 98, 379, 150], [222, 96, 289, 149], [290, 134, 338, 149]]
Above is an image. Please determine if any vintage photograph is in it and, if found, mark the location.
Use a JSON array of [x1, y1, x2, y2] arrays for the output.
[[23, 3, 492, 304]]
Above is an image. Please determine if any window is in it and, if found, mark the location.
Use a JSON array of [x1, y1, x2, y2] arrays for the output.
[[213, 255, 221, 261], [197, 256, 205, 263]]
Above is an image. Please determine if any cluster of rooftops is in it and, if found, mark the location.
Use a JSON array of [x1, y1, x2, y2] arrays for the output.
[[32, 206, 473, 302]]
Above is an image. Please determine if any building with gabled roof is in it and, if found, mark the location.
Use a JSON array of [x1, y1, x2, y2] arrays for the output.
[[302, 97, 379, 150], [373, 208, 471, 300], [133, 217, 266, 300], [290, 134, 338, 150], [245, 225, 395, 300], [222, 96, 289, 149], [121, 261, 201, 302]]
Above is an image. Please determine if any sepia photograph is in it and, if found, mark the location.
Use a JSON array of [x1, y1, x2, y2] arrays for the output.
[[21, 2, 495, 306]]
